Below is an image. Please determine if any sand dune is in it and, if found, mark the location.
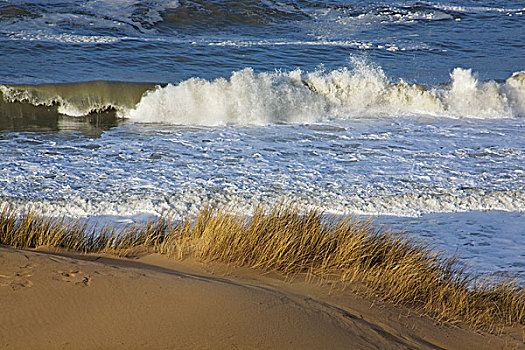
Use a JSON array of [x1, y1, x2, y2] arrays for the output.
[[0, 245, 523, 349]]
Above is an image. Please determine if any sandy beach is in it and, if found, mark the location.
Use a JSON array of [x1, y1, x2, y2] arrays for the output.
[[1, 245, 523, 349], [2, 1, 524, 349]]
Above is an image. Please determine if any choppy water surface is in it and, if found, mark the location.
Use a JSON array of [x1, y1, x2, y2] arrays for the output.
[[0, 0, 524, 280]]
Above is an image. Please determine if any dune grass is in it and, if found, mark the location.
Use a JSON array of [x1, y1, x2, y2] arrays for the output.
[[0, 202, 523, 331]]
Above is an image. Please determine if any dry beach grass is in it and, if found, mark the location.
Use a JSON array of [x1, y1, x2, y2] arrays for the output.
[[1, 202, 524, 334]]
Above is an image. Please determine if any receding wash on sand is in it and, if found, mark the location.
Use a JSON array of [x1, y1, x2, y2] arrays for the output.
[[1, 202, 523, 332]]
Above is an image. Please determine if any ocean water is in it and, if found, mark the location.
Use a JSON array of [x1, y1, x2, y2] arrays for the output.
[[0, 0, 524, 280]]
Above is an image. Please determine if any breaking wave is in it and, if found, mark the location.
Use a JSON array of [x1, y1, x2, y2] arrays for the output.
[[1, 62, 524, 126], [0, 80, 154, 117]]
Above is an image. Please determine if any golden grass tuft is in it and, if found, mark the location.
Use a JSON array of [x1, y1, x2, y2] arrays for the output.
[[0, 202, 523, 331]]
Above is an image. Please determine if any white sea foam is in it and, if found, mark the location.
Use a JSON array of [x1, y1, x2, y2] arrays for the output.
[[124, 63, 525, 125], [125, 68, 324, 125], [207, 40, 373, 49], [3, 187, 524, 222], [8, 33, 122, 44], [0, 60, 525, 126], [1, 106, 523, 278], [445, 68, 515, 118], [301, 3, 456, 45], [79, 0, 180, 28], [433, 3, 525, 14], [3, 0, 180, 40], [349, 6, 454, 24], [3, 62, 523, 122], [205, 39, 438, 53]]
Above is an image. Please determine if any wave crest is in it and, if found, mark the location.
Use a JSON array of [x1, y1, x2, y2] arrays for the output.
[[124, 63, 525, 125], [2, 63, 524, 126], [126, 68, 324, 125], [0, 81, 154, 117]]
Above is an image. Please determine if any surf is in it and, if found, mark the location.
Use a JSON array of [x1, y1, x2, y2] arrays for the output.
[[2, 63, 524, 127]]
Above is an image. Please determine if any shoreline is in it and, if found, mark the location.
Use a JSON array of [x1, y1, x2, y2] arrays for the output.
[[1, 245, 523, 349], [1, 203, 524, 349]]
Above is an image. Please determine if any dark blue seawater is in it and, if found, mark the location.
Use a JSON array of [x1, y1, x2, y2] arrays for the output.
[[0, 0, 524, 279], [1, 0, 524, 84]]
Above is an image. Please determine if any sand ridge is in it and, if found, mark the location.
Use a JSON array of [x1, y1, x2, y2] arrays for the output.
[[0, 245, 523, 349]]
